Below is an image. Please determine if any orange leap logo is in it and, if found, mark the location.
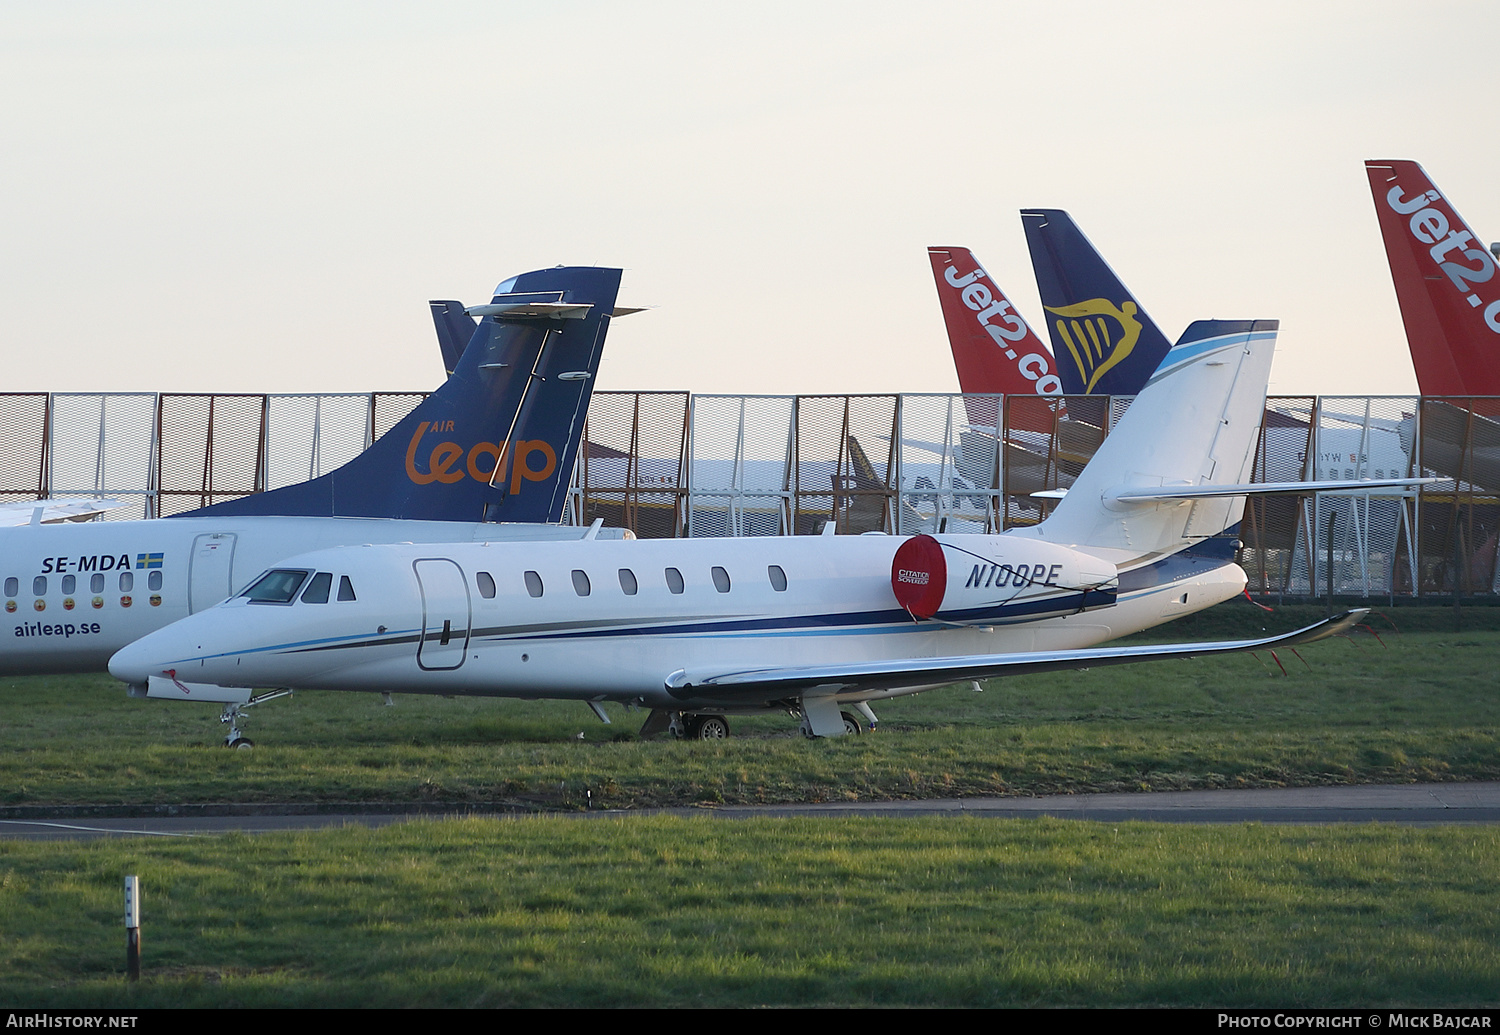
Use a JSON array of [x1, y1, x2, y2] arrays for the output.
[[405, 421, 558, 494]]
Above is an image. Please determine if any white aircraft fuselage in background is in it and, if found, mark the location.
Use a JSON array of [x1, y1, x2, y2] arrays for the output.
[[0, 517, 611, 676]]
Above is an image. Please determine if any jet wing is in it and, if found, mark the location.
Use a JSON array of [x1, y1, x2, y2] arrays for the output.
[[664, 609, 1368, 702]]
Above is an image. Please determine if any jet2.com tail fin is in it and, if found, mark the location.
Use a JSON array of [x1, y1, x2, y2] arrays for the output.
[[1365, 160, 1500, 395], [182, 266, 623, 524], [927, 246, 1063, 409], [429, 300, 480, 377], [1021, 209, 1172, 396], [1024, 319, 1278, 556]]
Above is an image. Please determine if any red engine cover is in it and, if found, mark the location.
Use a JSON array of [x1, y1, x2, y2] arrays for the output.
[[891, 534, 947, 619]]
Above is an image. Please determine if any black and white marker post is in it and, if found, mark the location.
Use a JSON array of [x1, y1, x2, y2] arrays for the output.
[[124, 874, 140, 982]]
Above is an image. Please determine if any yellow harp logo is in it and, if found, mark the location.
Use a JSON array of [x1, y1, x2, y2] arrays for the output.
[[1045, 298, 1142, 393]]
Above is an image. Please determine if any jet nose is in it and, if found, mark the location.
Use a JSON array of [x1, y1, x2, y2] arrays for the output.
[[109, 635, 171, 687]]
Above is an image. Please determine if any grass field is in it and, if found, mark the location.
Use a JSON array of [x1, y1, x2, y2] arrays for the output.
[[1, 604, 1496, 810], [2, 817, 1498, 1008], [2, 602, 1498, 1008]]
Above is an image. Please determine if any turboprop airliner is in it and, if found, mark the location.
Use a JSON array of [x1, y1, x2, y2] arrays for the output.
[[1, 265, 631, 687], [112, 319, 1426, 742]]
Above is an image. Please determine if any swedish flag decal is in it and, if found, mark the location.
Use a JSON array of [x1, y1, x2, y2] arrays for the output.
[[135, 553, 164, 569]]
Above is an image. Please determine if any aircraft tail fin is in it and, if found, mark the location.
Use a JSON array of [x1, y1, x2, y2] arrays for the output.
[[1021, 209, 1173, 395], [429, 300, 479, 377], [182, 266, 623, 524], [1365, 160, 1500, 395], [926, 247, 1061, 424], [1026, 319, 1279, 555]]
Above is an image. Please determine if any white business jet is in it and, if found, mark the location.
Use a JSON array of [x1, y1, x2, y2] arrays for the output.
[[112, 319, 1422, 741]]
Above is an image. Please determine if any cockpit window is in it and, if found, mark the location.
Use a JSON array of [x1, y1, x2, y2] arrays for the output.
[[242, 569, 310, 603], [338, 575, 357, 602], [300, 572, 333, 604]]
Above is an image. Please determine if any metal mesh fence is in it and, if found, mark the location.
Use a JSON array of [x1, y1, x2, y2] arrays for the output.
[[0, 394, 48, 502], [574, 392, 689, 539], [7, 388, 1500, 598]]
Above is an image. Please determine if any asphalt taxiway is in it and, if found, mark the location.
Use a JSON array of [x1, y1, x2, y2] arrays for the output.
[[3, 782, 1499, 839]]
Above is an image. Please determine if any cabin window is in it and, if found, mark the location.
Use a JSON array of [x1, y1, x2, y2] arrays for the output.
[[524, 571, 544, 598], [300, 572, 333, 604], [768, 565, 788, 592], [119, 572, 133, 592], [572, 570, 592, 596], [90, 574, 104, 594], [711, 566, 731, 593], [32, 576, 45, 596], [338, 576, 357, 602], [618, 568, 638, 595], [3, 578, 15, 597], [147, 572, 162, 591], [61, 575, 76, 595], [241, 569, 309, 604], [665, 567, 684, 594], [476, 572, 496, 599]]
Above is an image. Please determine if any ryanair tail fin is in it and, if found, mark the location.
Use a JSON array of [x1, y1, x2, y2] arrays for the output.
[[182, 265, 623, 524], [1365, 160, 1500, 395], [1021, 209, 1173, 395], [1025, 320, 1278, 556]]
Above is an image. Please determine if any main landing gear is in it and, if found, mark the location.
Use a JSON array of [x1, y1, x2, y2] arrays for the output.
[[638, 710, 731, 740], [639, 702, 879, 740], [219, 689, 294, 749], [800, 710, 865, 739]]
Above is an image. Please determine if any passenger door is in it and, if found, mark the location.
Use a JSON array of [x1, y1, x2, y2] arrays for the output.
[[413, 558, 471, 670]]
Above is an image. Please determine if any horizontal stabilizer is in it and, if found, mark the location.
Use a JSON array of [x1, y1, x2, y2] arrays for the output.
[[466, 301, 594, 320], [1110, 477, 1439, 502], [0, 498, 127, 526], [665, 610, 1369, 700]]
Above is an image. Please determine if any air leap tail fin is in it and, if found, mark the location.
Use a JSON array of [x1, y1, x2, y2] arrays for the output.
[[182, 266, 623, 524]]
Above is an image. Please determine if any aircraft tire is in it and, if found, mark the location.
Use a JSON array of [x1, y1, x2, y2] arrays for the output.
[[840, 711, 863, 736], [687, 715, 729, 740], [229, 738, 254, 750]]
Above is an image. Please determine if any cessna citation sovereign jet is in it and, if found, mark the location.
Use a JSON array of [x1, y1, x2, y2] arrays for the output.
[[112, 319, 1425, 741], [3, 266, 629, 703]]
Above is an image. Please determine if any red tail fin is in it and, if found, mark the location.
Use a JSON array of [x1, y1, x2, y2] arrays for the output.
[[928, 246, 1061, 403], [1366, 160, 1500, 395]]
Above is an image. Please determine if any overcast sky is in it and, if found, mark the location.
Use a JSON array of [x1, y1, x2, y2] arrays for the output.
[[2, 0, 1495, 399]]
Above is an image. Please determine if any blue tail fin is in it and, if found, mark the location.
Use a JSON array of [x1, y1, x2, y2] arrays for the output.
[[429, 300, 480, 377], [183, 266, 623, 523], [1021, 209, 1172, 395]]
